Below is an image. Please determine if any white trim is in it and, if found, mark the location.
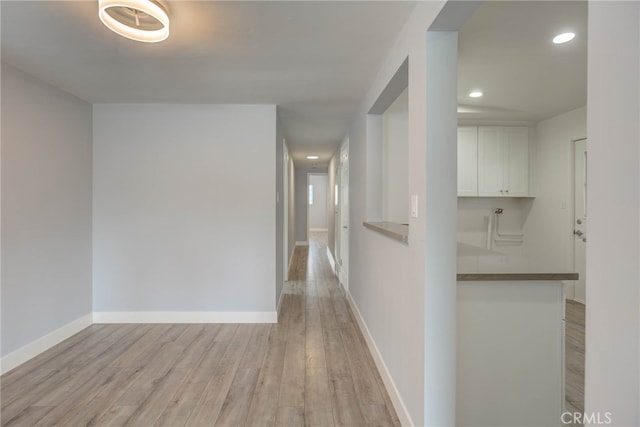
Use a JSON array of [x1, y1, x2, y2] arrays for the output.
[[277, 289, 285, 316], [1, 313, 93, 375], [295, 241, 309, 246], [326, 247, 336, 274], [309, 228, 328, 232], [93, 311, 277, 324], [345, 290, 414, 427]]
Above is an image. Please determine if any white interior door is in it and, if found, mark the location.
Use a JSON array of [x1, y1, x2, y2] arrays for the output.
[[572, 139, 587, 303], [334, 175, 340, 274], [339, 140, 349, 289]]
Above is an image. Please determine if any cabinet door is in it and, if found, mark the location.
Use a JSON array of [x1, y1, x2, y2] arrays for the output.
[[457, 127, 478, 196], [504, 127, 529, 196], [478, 127, 504, 196]]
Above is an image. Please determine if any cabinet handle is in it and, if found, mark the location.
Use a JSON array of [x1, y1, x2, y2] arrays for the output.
[[505, 189, 509, 193]]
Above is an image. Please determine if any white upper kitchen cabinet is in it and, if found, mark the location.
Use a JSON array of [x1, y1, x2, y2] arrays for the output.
[[503, 127, 529, 196], [457, 126, 478, 196], [477, 126, 529, 197]]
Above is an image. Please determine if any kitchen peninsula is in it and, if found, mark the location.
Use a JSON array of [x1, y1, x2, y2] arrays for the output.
[[456, 242, 578, 427]]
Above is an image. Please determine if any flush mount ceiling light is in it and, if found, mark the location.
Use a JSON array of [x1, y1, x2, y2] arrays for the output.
[[306, 155, 319, 160], [98, 0, 169, 43], [553, 32, 575, 44], [469, 91, 483, 98]]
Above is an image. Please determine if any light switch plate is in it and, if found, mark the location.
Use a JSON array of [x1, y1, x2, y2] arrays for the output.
[[411, 194, 419, 218]]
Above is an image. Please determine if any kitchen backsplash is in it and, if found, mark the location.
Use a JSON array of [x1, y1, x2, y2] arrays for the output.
[[457, 197, 533, 256]]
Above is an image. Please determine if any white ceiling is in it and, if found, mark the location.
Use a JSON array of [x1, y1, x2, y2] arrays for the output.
[[2, 1, 589, 164], [1, 0, 417, 166], [458, 0, 587, 122]]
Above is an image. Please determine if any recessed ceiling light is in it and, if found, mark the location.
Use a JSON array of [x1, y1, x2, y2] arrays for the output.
[[553, 32, 575, 44], [469, 91, 483, 98], [306, 155, 319, 160], [98, 0, 170, 43]]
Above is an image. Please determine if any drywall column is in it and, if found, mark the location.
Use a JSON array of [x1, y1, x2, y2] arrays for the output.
[[586, 2, 640, 425], [424, 31, 458, 426]]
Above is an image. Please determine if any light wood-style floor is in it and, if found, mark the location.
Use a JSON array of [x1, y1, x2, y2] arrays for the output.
[[565, 299, 585, 423], [1, 232, 399, 427], [288, 244, 308, 281]]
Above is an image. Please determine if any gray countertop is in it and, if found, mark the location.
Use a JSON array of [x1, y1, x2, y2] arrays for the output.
[[457, 242, 578, 281]]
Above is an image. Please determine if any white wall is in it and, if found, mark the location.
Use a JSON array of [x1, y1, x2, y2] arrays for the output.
[[585, 2, 640, 425], [1, 64, 93, 357], [423, 30, 459, 426], [294, 166, 327, 243], [308, 174, 328, 230], [458, 197, 529, 256], [92, 104, 278, 315], [523, 107, 586, 270], [346, 2, 448, 424], [383, 88, 409, 224]]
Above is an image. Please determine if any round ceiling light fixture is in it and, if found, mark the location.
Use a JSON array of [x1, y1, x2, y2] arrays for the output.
[[552, 32, 575, 44], [469, 90, 483, 98], [306, 155, 320, 160], [98, 0, 169, 43]]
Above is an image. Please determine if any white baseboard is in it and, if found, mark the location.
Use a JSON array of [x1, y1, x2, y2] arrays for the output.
[[326, 247, 336, 274], [345, 291, 415, 427], [1, 313, 93, 375], [309, 228, 328, 232], [93, 311, 277, 324], [295, 241, 309, 246]]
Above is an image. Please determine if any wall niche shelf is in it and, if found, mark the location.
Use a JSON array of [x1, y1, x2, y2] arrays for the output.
[[363, 221, 408, 244]]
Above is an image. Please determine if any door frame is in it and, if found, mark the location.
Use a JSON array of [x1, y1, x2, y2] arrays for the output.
[[570, 137, 587, 303], [306, 172, 329, 241]]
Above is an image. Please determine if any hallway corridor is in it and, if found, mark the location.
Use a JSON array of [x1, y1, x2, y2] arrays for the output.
[[282, 230, 401, 426], [1, 232, 400, 426]]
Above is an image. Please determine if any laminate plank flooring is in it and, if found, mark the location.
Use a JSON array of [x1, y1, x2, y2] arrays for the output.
[[1, 231, 399, 426], [288, 246, 309, 281], [565, 299, 585, 427]]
